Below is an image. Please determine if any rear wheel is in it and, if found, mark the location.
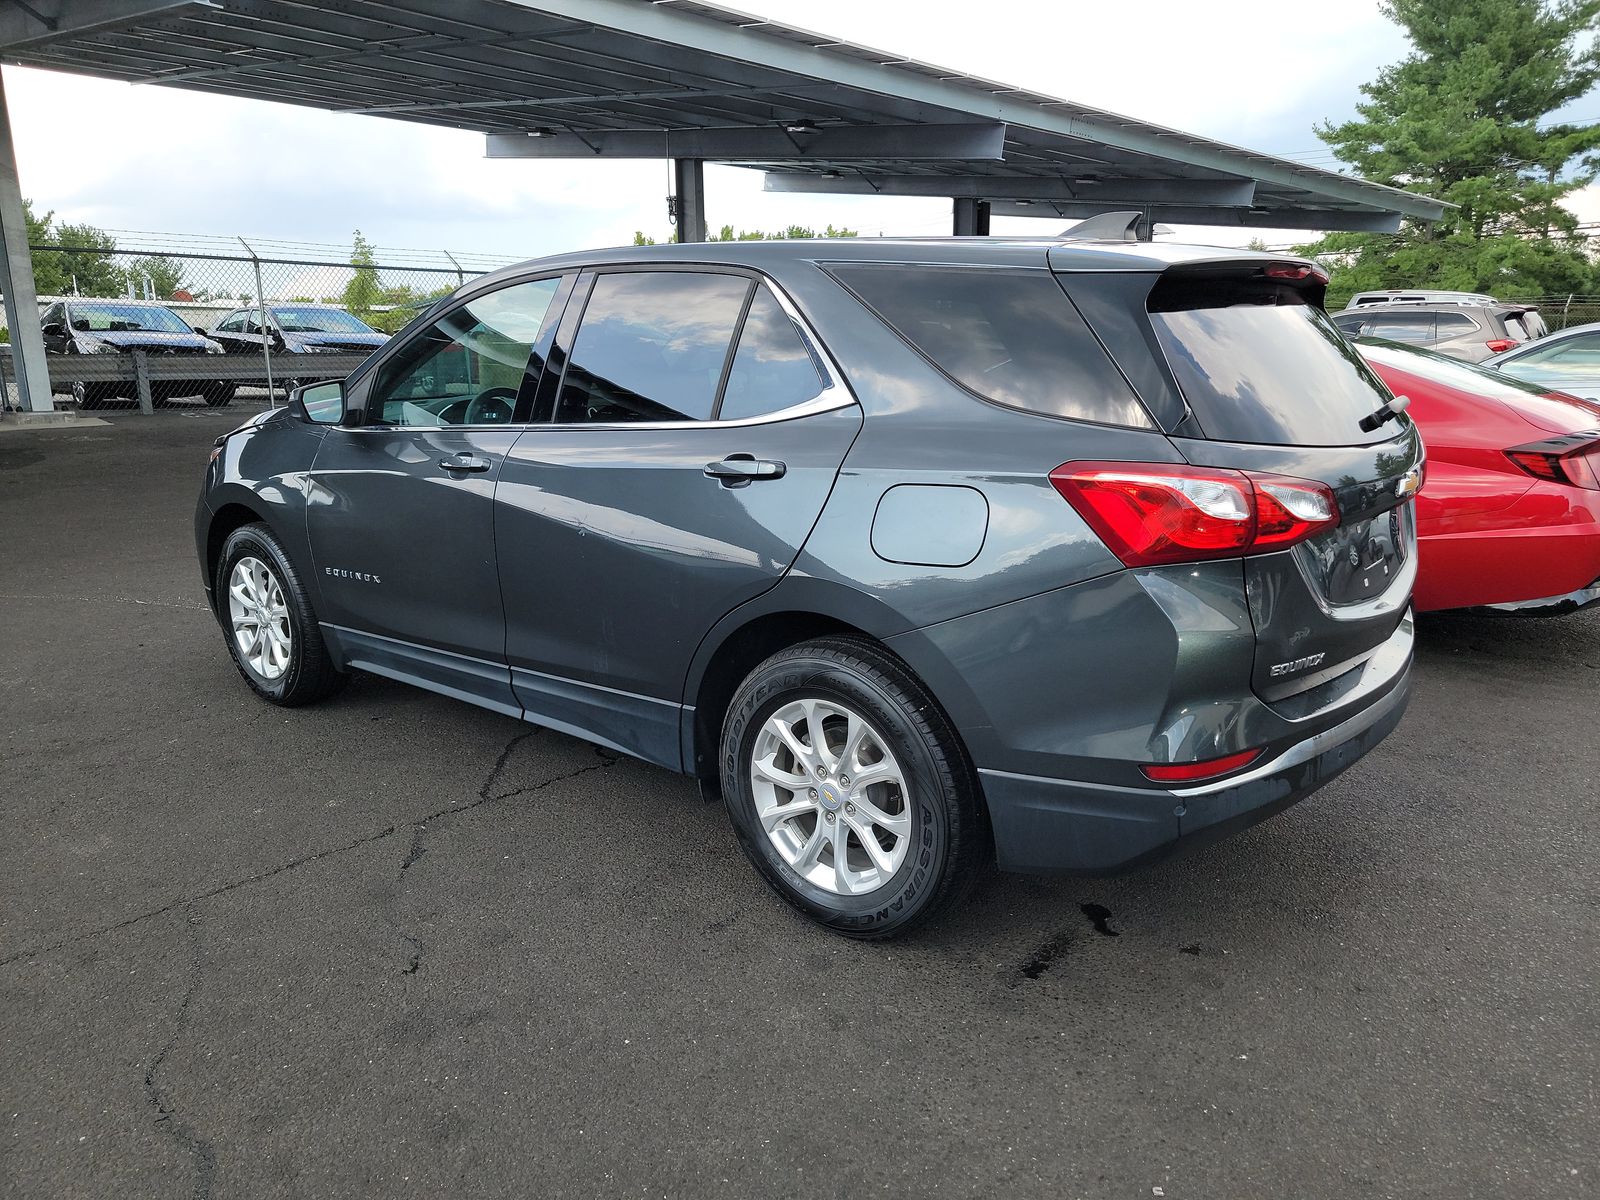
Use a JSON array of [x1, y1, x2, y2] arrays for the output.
[[216, 523, 345, 706], [720, 636, 985, 938], [205, 382, 235, 407]]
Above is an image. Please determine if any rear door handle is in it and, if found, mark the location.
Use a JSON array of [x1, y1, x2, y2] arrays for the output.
[[439, 454, 492, 474], [704, 455, 786, 487]]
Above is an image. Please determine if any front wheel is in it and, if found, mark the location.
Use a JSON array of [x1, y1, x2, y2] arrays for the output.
[[720, 637, 986, 938], [216, 523, 345, 706]]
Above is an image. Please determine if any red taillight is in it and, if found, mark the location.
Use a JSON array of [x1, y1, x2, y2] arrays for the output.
[[1506, 440, 1600, 490], [1261, 261, 1329, 284], [1049, 462, 1340, 567], [1485, 338, 1519, 354], [1141, 748, 1263, 783]]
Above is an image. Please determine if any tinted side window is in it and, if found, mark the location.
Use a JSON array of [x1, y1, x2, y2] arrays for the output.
[[1435, 312, 1479, 334], [369, 277, 561, 427], [830, 264, 1153, 428], [718, 286, 827, 420], [216, 312, 246, 333], [556, 271, 751, 424], [1364, 313, 1435, 342]]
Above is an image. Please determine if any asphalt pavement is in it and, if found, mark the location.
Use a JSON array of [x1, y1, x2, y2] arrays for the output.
[[2, 402, 1595, 1199]]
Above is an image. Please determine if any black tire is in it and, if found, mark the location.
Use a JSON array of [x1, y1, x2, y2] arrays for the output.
[[215, 522, 346, 707], [205, 382, 235, 407], [720, 636, 986, 939], [72, 381, 108, 411]]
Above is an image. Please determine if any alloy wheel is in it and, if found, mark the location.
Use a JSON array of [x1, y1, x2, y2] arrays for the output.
[[227, 556, 292, 680], [750, 697, 911, 896]]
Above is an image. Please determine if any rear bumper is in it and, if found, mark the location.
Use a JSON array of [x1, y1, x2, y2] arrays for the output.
[[979, 661, 1411, 874]]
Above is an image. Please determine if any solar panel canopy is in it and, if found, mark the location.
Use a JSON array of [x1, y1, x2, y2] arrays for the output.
[[0, 0, 1448, 232]]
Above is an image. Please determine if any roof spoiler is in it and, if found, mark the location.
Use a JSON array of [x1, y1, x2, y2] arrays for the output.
[[1056, 211, 1143, 243]]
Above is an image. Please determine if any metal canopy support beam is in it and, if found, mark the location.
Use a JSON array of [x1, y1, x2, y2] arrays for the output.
[[765, 174, 1257, 207], [673, 157, 706, 243], [986, 200, 1404, 232], [501, 0, 1446, 224], [952, 197, 989, 236], [486, 123, 1007, 161], [0, 0, 204, 49], [0, 67, 51, 414]]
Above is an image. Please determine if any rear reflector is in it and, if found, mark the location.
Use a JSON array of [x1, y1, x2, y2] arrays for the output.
[[1485, 338, 1520, 354], [1141, 748, 1263, 783], [1049, 461, 1340, 567]]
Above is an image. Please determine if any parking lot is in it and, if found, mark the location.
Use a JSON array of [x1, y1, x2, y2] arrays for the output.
[[1, 405, 1595, 1199]]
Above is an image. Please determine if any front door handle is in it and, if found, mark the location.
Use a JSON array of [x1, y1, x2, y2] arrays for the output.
[[704, 455, 787, 487], [439, 454, 492, 474]]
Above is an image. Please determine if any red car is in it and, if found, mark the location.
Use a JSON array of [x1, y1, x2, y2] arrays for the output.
[[1357, 338, 1600, 613]]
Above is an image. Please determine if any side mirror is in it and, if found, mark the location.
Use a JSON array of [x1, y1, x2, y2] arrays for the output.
[[191, 326, 207, 336], [292, 379, 346, 425], [41, 321, 64, 336]]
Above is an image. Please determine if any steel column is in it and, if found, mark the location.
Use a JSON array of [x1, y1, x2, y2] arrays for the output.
[[0, 67, 52, 414], [673, 157, 706, 244], [952, 197, 990, 236]]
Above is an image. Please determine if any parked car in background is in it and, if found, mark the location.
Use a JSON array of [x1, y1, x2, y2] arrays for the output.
[[204, 304, 389, 400], [1332, 301, 1547, 362], [1344, 289, 1499, 308], [1482, 321, 1600, 400], [41, 299, 228, 410], [1356, 338, 1600, 614], [197, 239, 1420, 937]]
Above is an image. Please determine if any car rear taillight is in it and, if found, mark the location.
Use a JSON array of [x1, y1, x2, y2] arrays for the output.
[[1505, 435, 1600, 489], [1049, 462, 1340, 567], [1262, 261, 1330, 285], [1140, 748, 1263, 783], [1485, 338, 1519, 354]]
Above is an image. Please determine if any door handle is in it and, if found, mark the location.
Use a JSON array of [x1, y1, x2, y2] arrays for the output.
[[439, 454, 492, 474], [704, 455, 786, 487]]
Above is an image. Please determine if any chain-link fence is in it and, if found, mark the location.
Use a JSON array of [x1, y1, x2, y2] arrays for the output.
[[2, 235, 520, 413]]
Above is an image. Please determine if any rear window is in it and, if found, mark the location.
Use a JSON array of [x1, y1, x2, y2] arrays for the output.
[[829, 263, 1154, 429], [1148, 275, 1395, 446]]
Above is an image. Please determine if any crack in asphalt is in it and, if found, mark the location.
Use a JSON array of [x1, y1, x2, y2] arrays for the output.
[[389, 730, 618, 976], [0, 730, 617, 970], [0, 591, 210, 612], [142, 906, 217, 1200]]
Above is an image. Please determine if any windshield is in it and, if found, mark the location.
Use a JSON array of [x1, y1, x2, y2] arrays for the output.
[[70, 302, 192, 335], [1149, 277, 1394, 446], [272, 307, 376, 335]]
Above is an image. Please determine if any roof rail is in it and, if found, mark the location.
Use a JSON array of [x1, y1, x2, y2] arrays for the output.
[[1057, 211, 1143, 243]]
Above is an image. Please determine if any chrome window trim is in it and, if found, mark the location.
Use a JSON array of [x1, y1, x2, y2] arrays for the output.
[[345, 265, 860, 434]]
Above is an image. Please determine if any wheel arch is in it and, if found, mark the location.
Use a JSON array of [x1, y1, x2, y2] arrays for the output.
[[202, 491, 301, 616]]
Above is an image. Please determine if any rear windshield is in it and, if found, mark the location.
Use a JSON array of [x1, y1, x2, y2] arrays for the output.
[[1149, 276, 1394, 446], [828, 263, 1154, 429]]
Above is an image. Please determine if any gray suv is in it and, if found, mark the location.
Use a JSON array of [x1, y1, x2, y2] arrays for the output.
[[1332, 301, 1546, 361], [195, 238, 1420, 937]]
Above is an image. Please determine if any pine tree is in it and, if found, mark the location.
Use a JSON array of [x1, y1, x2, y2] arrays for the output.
[[1303, 0, 1600, 300]]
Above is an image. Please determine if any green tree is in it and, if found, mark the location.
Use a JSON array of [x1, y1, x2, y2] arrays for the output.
[[23, 200, 124, 297], [1300, 0, 1600, 301], [634, 223, 858, 244], [342, 229, 381, 314], [126, 255, 186, 299]]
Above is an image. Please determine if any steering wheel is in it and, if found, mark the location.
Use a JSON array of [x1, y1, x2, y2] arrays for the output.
[[464, 387, 518, 425]]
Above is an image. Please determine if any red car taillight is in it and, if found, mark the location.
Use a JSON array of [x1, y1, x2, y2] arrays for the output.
[[1048, 461, 1340, 567], [1505, 435, 1600, 490], [1485, 338, 1520, 354]]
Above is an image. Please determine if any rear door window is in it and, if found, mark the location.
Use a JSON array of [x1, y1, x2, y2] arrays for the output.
[[828, 263, 1153, 429], [556, 271, 751, 423], [1362, 312, 1437, 343], [1435, 312, 1479, 336], [1148, 276, 1396, 446], [718, 285, 828, 421]]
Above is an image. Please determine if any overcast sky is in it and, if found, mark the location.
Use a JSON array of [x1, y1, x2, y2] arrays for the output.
[[5, 0, 1597, 261]]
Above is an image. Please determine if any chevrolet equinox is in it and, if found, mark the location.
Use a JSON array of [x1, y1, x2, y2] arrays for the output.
[[196, 237, 1420, 937]]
